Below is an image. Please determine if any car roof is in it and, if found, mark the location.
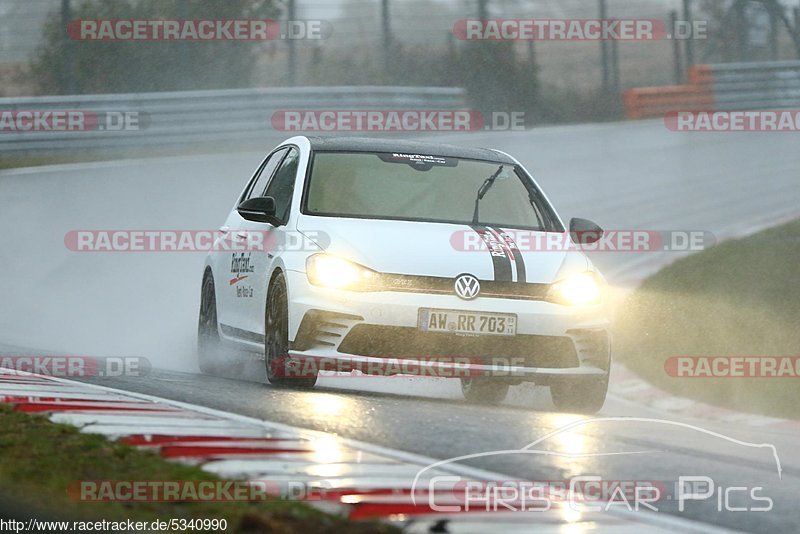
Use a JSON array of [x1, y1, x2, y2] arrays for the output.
[[304, 136, 516, 165]]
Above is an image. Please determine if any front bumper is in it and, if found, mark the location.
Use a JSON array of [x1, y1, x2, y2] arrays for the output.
[[284, 270, 611, 382]]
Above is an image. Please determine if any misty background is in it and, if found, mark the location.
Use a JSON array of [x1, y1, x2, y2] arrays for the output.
[[3, 0, 800, 123]]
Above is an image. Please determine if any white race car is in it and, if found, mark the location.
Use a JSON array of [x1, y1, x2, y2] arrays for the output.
[[199, 136, 610, 411]]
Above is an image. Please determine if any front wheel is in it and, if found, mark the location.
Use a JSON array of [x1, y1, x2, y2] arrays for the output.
[[265, 272, 317, 388], [550, 374, 609, 413], [197, 271, 221, 374], [461, 377, 509, 405]]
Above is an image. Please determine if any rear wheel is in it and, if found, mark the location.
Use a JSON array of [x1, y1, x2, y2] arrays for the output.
[[265, 272, 317, 388], [460, 377, 509, 405], [550, 374, 609, 413], [197, 271, 221, 374]]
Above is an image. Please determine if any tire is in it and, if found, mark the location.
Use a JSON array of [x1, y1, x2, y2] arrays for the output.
[[550, 374, 609, 413], [460, 377, 509, 405], [197, 271, 221, 374], [265, 272, 317, 388]]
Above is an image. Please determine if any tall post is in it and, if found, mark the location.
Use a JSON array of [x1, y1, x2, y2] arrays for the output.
[[599, 0, 609, 92], [682, 0, 695, 68], [610, 22, 620, 94], [447, 31, 455, 59], [478, 0, 488, 21], [61, 0, 76, 94], [735, 0, 748, 62], [176, 0, 188, 74], [381, 0, 391, 80], [670, 10, 684, 83], [795, 7, 800, 58], [768, 0, 779, 61], [609, 18, 620, 117], [287, 0, 296, 86]]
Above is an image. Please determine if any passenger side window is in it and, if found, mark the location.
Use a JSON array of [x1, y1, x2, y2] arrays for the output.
[[264, 147, 300, 223], [246, 148, 288, 200]]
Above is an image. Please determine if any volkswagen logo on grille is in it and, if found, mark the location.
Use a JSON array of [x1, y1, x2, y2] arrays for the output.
[[454, 274, 480, 300]]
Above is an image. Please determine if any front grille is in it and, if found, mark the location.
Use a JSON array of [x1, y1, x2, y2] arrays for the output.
[[337, 325, 579, 369], [364, 273, 550, 301]]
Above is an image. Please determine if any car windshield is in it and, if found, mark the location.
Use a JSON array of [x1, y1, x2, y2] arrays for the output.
[[304, 151, 561, 231]]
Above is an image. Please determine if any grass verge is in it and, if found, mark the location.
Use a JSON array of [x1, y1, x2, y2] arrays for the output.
[[0, 154, 121, 170], [615, 219, 800, 420], [0, 405, 395, 533]]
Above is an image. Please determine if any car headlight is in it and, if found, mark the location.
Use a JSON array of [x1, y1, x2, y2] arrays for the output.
[[547, 272, 602, 306], [306, 253, 378, 290]]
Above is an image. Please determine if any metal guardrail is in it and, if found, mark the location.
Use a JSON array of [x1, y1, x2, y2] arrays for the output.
[[624, 60, 800, 118], [0, 86, 467, 154]]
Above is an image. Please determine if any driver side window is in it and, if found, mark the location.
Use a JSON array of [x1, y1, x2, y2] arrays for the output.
[[245, 148, 288, 200], [264, 147, 300, 223]]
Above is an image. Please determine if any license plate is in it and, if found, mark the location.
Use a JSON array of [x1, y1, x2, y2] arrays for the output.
[[418, 309, 517, 336]]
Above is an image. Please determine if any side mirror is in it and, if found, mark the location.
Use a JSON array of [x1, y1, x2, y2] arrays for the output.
[[569, 217, 603, 245], [237, 196, 278, 224]]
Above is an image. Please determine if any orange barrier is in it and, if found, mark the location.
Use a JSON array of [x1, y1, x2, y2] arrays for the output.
[[623, 64, 714, 119], [623, 83, 714, 119], [687, 64, 714, 85]]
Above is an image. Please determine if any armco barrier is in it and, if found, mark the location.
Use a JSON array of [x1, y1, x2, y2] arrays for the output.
[[624, 60, 800, 119], [0, 86, 467, 154]]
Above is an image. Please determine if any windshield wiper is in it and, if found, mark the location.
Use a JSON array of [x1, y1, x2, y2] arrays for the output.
[[471, 165, 504, 224]]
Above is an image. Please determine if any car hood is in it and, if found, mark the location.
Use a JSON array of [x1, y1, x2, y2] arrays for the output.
[[296, 217, 588, 283]]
